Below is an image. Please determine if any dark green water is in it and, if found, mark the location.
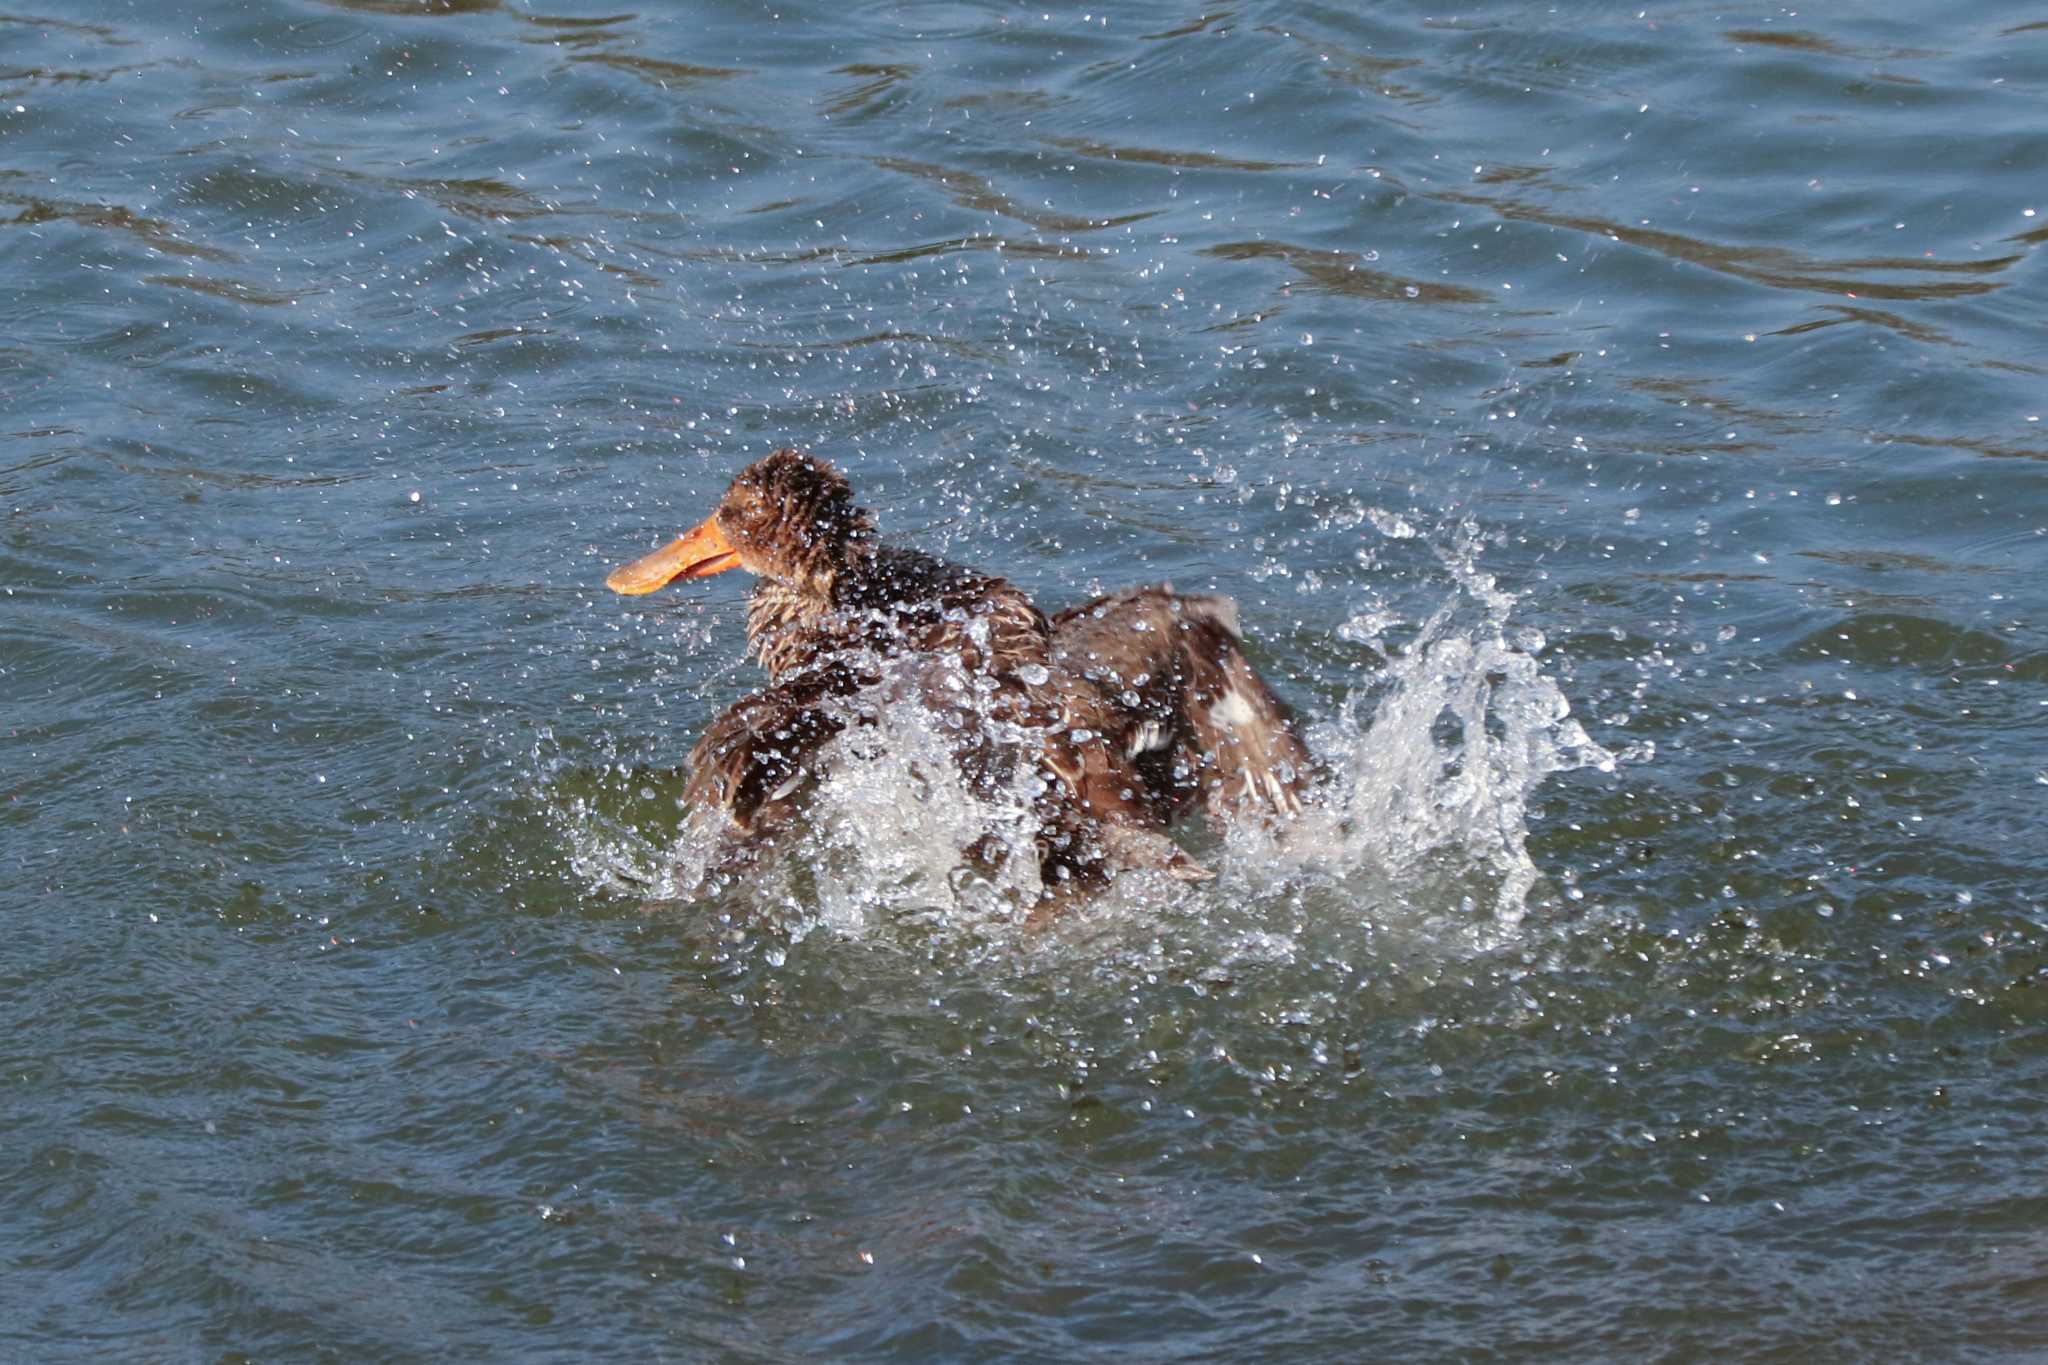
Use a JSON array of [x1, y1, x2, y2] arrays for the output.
[[5, 2, 2047, 1359]]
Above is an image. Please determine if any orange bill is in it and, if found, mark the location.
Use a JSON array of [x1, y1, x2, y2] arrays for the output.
[[605, 516, 742, 595]]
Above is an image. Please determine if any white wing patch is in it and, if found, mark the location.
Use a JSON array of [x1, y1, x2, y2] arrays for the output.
[[1210, 685, 1259, 730]]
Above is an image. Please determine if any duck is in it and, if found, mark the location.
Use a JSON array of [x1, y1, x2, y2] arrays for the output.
[[606, 447, 1310, 907]]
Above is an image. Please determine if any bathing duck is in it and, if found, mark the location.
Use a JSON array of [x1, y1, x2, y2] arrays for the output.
[[606, 448, 1310, 905]]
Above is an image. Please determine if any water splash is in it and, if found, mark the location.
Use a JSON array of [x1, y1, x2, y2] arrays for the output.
[[1287, 521, 1615, 931], [555, 519, 1615, 944], [554, 656, 1055, 937], [785, 691, 1050, 935]]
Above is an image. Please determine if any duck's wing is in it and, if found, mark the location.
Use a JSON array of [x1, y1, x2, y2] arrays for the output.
[[1052, 586, 1311, 828], [684, 660, 870, 836], [1021, 675, 1217, 888]]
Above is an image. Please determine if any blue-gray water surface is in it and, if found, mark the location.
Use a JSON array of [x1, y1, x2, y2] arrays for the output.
[[5, 1, 2047, 1359]]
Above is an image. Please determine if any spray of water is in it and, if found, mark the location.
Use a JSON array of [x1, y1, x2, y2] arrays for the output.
[[1284, 521, 1615, 933], [556, 516, 1615, 944]]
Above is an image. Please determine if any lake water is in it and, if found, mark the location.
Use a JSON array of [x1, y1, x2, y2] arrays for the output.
[[5, 1, 2047, 1358]]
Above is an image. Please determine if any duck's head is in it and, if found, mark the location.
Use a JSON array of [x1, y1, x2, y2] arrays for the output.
[[606, 448, 873, 597]]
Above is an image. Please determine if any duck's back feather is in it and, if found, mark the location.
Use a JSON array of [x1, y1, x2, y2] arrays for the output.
[[749, 545, 1049, 681]]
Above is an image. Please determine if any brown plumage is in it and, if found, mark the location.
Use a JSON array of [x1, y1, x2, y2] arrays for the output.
[[607, 447, 1311, 907], [1052, 587, 1310, 826]]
